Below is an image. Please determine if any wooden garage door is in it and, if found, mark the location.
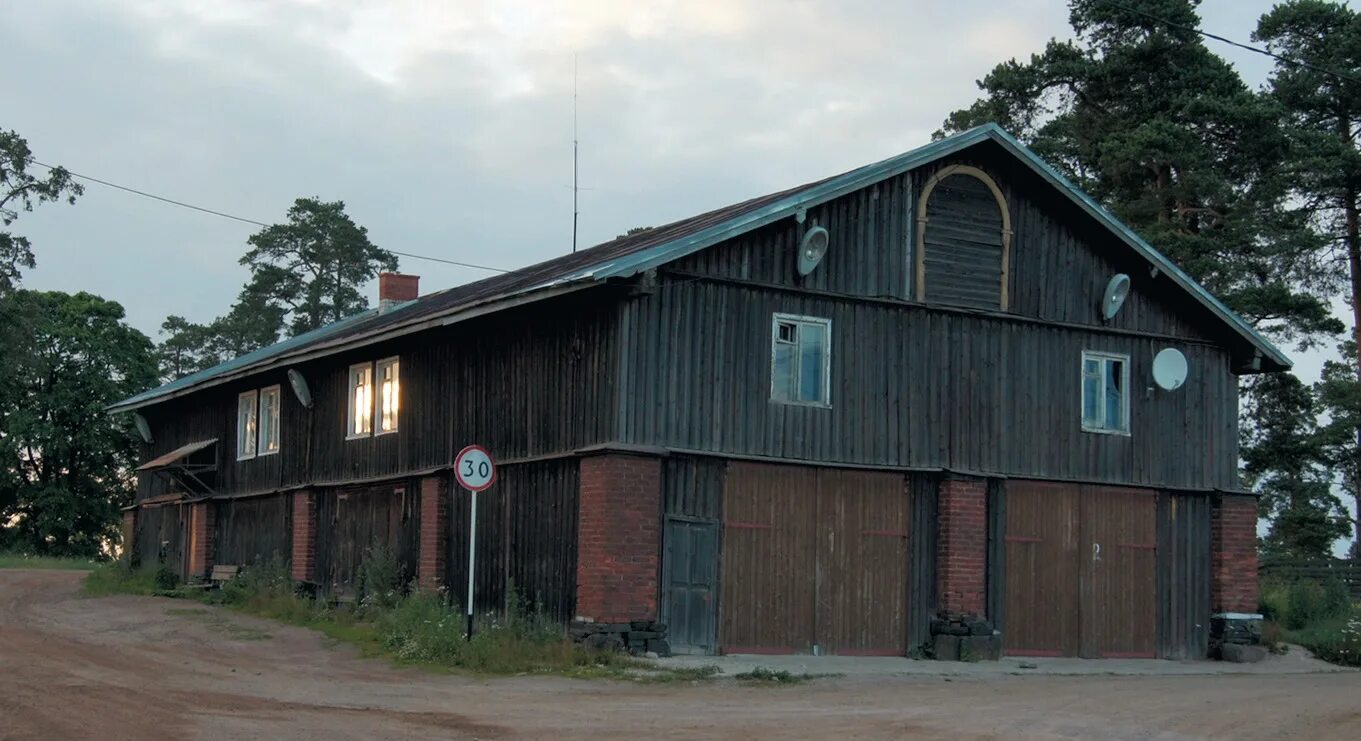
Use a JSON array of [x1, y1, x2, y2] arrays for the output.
[[720, 463, 909, 655], [1004, 481, 1156, 658]]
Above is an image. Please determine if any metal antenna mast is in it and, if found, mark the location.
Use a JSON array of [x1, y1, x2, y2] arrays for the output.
[[572, 55, 579, 253]]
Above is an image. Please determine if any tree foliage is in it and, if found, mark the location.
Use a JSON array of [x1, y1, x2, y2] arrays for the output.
[[242, 197, 397, 336], [0, 128, 84, 296], [0, 290, 157, 556], [155, 198, 394, 381], [941, 0, 1339, 343], [1242, 372, 1353, 559], [1255, 0, 1361, 554]]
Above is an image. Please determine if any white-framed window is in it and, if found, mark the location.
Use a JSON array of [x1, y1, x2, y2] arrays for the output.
[[258, 385, 281, 455], [771, 313, 831, 406], [236, 390, 259, 460], [1081, 351, 1130, 435], [347, 362, 373, 439], [376, 357, 400, 434]]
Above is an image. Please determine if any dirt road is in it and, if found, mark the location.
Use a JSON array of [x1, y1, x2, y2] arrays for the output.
[[2, 569, 1359, 740]]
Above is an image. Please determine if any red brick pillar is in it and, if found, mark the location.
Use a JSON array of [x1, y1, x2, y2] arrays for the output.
[[291, 490, 317, 583], [936, 476, 987, 617], [187, 501, 215, 579], [418, 475, 449, 589], [121, 508, 137, 565], [1212, 493, 1259, 614], [576, 452, 662, 622]]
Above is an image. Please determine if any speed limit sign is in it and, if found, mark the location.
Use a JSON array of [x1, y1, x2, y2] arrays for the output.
[[454, 444, 495, 642], [454, 445, 495, 491]]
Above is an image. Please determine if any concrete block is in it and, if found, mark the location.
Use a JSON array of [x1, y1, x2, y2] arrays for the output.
[[1220, 643, 1267, 663]]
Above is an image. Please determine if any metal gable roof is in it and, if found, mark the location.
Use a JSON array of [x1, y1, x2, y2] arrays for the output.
[[110, 123, 1287, 414]]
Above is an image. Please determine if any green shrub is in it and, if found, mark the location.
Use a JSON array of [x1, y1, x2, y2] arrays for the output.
[[1258, 579, 1289, 623], [153, 563, 179, 591], [356, 543, 402, 611], [1290, 616, 1361, 667], [218, 557, 293, 606]]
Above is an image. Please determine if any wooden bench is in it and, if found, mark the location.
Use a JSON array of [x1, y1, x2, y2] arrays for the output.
[[184, 564, 241, 589]]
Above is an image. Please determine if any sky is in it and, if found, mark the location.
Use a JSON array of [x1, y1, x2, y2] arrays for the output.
[[4, 1, 1353, 549]]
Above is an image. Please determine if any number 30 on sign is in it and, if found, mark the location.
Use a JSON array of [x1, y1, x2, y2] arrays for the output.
[[454, 445, 495, 491]]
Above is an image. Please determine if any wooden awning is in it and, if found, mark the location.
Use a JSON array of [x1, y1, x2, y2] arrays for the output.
[[137, 439, 217, 472]]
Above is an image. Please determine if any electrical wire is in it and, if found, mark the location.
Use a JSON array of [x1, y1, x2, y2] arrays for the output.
[[26, 160, 510, 273], [1094, 0, 1361, 86]]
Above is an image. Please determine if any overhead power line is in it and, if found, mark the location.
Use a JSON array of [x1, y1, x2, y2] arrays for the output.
[[27, 160, 510, 274], [1095, 0, 1361, 86]]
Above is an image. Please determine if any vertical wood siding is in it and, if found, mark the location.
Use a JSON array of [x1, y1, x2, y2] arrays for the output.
[[313, 481, 421, 596], [134, 502, 187, 578], [620, 279, 1239, 491], [1157, 492, 1211, 659], [213, 494, 292, 567], [137, 294, 616, 501], [444, 459, 580, 622], [907, 473, 939, 651]]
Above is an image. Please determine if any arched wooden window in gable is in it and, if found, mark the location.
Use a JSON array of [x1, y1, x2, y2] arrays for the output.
[[914, 165, 1012, 310]]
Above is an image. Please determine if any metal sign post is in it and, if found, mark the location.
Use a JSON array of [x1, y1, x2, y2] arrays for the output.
[[453, 445, 496, 642]]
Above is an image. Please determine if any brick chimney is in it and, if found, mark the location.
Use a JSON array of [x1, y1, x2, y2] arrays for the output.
[[378, 272, 419, 312]]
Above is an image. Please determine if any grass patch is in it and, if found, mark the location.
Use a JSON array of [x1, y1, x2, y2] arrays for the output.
[[1260, 575, 1359, 667], [84, 556, 714, 681], [1282, 616, 1361, 667], [83, 562, 160, 596], [732, 666, 838, 684], [0, 551, 104, 570]]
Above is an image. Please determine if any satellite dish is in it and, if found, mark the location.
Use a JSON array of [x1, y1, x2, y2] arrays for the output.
[[797, 226, 830, 276], [287, 368, 313, 408], [1152, 348, 1189, 391], [133, 413, 153, 444], [1101, 273, 1131, 320]]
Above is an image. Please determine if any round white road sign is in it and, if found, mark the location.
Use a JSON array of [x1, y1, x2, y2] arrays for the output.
[[454, 445, 496, 491]]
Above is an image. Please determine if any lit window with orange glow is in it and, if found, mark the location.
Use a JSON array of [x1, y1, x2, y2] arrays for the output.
[[377, 357, 400, 434], [347, 363, 373, 438]]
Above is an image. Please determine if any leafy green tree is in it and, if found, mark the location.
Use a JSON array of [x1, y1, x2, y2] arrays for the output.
[[941, 0, 1338, 342], [1242, 372, 1352, 559], [1255, 0, 1361, 553], [0, 290, 156, 556], [1315, 341, 1361, 557], [0, 128, 84, 295], [242, 197, 397, 335]]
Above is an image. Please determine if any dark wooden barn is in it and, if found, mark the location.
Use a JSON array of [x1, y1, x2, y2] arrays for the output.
[[112, 123, 1276, 659]]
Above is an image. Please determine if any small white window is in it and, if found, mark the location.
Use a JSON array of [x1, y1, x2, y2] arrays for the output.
[[347, 363, 373, 438], [236, 390, 259, 459], [258, 385, 281, 455], [771, 314, 831, 406], [1081, 351, 1130, 434], [377, 357, 400, 434]]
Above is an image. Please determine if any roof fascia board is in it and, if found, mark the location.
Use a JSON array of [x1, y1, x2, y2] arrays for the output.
[[108, 280, 598, 414]]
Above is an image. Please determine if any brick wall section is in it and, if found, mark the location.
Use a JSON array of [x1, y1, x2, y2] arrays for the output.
[[187, 501, 215, 579], [936, 476, 987, 617], [418, 475, 450, 589], [1212, 493, 1259, 614], [291, 490, 317, 583], [121, 509, 137, 564], [576, 453, 662, 623]]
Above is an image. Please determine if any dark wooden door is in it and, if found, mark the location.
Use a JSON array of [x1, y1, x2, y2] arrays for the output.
[[818, 470, 910, 655], [721, 463, 818, 653], [1003, 481, 1156, 658], [1081, 487, 1157, 658], [662, 518, 717, 654], [1004, 481, 1081, 656], [720, 463, 909, 655]]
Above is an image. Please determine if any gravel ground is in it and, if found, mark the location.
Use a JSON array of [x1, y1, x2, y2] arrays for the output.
[[2, 568, 1359, 740]]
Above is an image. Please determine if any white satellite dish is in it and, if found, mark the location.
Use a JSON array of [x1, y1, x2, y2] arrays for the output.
[[287, 368, 313, 408], [797, 226, 830, 276], [133, 413, 153, 444], [1101, 273, 1131, 320], [1152, 348, 1189, 391]]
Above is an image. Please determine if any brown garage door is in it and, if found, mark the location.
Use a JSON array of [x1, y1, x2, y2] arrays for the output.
[[721, 463, 909, 655], [1004, 481, 1156, 658]]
